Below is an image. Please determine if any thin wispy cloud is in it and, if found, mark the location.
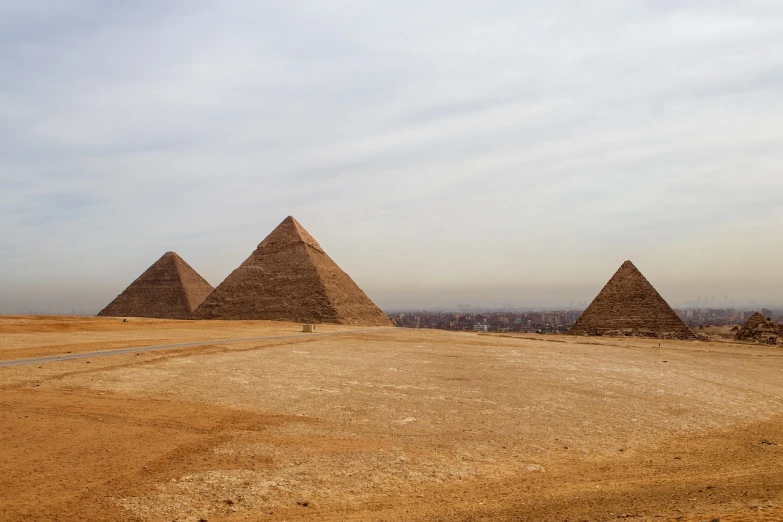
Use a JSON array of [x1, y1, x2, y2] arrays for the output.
[[1, 1, 782, 312]]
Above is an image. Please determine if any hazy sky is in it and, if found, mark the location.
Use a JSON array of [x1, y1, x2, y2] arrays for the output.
[[1, 1, 782, 313]]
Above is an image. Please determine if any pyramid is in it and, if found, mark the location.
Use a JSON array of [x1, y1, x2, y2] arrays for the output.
[[193, 216, 392, 326], [734, 312, 780, 345], [98, 252, 214, 319], [568, 261, 695, 339]]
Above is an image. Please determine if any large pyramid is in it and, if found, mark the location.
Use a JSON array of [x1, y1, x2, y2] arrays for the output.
[[98, 252, 214, 319], [193, 216, 392, 326], [569, 261, 695, 339]]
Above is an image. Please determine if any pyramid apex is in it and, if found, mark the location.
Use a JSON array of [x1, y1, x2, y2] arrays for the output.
[[279, 215, 304, 226], [617, 260, 643, 274], [258, 216, 322, 251], [161, 251, 188, 267]]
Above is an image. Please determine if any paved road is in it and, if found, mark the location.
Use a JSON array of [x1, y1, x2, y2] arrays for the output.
[[0, 329, 374, 368]]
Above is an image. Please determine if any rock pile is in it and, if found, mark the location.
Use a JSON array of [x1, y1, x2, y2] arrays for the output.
[[569, 261, 695, 339], [98, 252, 214, 319], [194, 216, 391, 326], [734, 312, 780, 345]]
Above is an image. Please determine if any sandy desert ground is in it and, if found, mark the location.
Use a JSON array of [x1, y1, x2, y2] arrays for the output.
[[1, 316, 782, 521]]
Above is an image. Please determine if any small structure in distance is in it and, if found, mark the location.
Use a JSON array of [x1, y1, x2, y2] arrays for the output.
[[734, 312, 780, 345]]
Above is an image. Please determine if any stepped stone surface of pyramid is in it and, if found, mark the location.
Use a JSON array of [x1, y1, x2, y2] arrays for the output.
[[569, 261, 695, 339], [194, 216, 392, 326], [735, 312, 780, 345], [98, 252, 214, 319]]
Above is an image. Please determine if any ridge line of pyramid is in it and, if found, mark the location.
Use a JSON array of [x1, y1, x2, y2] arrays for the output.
[[287, 216, 323, 250], [301, 241, 340, 315], [170, 253, 213, 294], [302, 240, 391, 325], [168, 252, 187, 279], [288, 217, 316, 245]]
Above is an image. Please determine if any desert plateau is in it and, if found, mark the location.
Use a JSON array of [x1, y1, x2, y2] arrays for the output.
[[1, 315, 781, 521]]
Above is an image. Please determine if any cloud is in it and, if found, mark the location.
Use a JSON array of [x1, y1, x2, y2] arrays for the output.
[[1, 1, 782, 312]]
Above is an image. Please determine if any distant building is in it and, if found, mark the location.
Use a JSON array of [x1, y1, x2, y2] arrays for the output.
[[473, 324, 488, 332]]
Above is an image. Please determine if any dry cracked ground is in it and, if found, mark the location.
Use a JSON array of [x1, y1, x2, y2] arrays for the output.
[[1, 316, 782, 521]]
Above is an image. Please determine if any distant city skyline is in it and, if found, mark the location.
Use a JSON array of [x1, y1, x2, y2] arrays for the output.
[[388, 307, 768, 333], [1, 2, 782, 314]]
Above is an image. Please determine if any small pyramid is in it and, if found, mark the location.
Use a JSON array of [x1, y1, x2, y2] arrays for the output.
[[735, 312, 780, 345], [98, 252, 214, 319], [569, 261, 695, 339], [193, 216, 392, 326], [741, 312, 770, 331]]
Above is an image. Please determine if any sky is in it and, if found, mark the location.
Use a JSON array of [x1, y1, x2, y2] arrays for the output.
[[1, 1, 782, 313]]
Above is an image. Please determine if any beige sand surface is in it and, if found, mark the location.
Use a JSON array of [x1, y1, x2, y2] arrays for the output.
[[1, 317, 781, 521], [0, 315, 354, 360]]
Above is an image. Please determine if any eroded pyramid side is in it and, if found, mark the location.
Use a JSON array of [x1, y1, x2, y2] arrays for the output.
[[568, 261, 695, 339], [98, 252, 214, 319]]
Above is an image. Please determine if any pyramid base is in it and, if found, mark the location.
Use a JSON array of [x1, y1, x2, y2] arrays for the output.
[[569, 328, 697, 340]]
